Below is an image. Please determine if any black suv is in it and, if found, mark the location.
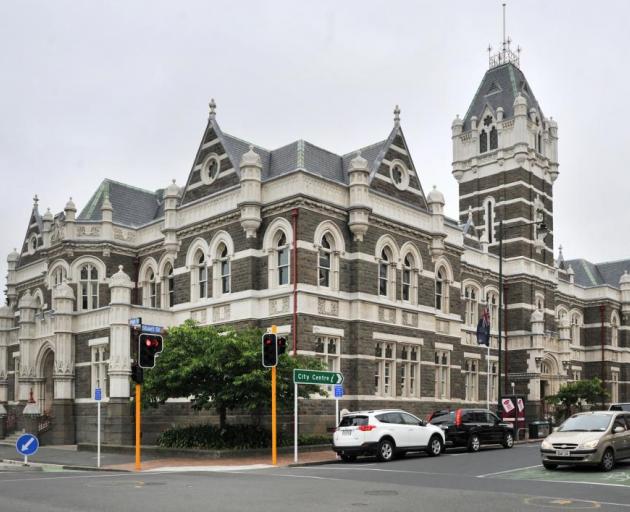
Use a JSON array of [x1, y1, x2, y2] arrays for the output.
[[429, 408, 514, 452]]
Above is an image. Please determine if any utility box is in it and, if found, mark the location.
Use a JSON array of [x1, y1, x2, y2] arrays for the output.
[[529, 420, 550, 439]]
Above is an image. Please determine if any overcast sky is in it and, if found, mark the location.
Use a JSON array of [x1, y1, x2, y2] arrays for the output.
[[1, 0, 629, 294]]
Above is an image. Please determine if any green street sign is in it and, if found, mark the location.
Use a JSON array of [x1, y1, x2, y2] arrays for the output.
[[293, 369, 344, 385]]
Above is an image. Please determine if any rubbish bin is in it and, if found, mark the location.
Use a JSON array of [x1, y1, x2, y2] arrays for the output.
[[529, 420, 550, 439]]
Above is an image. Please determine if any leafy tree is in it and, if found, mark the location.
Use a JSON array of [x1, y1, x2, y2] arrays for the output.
[[546, 378, 609, 420], [142, 321, 327, 429]]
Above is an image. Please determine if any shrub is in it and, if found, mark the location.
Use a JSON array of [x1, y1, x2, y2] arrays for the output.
[[157, 423, 330, 450]]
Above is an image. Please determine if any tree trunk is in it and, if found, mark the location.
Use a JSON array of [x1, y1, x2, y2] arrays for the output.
[[219, 405, 227, 430]]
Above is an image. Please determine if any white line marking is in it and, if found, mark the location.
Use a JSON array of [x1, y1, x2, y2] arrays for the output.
[[147, 464, 272, 473], [477, 464, 542, 478], [0, 470, 175, 484], [518, 477, 630, 490], [294, 466, 456, 477]]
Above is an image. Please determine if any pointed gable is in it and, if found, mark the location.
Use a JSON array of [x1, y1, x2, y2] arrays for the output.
[[180, 117, 242, 205], [363, 125, 428, 210]]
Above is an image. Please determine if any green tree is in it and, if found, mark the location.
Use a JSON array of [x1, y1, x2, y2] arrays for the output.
[[546, 378, 609, 420], [142, 321, 327, 429]]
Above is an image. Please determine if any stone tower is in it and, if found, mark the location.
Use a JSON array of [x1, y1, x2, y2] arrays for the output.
[[452, 43, 559, 265]]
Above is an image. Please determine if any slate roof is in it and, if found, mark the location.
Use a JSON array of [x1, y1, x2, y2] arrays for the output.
[[463, 63, 544, 131], [222, 131, 389, 185], [565, 258, 630, 288], [78, 179, 162, 227]]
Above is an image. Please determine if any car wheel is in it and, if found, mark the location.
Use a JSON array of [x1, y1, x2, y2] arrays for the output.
[[502, 432, 514, 449], [376, 438, 395, 462], [427, 435, 443, 457], [340, 454, 356, 463], [542, 461, 557, 470], [467, 434, 481, 452], [599, 448, 615, 472]]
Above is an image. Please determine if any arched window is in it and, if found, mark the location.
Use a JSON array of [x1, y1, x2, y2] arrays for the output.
[[144, 269, 157, 308], [536, 132, 543, 154], [276, 231, 290, 286], [318, 233, 334, 288], [79, 264, 99, 310], [214, 242, 231, 296], [535, 293, 545, 312], [51, 266, 67, 288], [435, 266, 449, 313], [464, 284, 479, 327], [162, 262, 175, 308], [479, 130, 488, 153], [486, 290, 499, 330], [484, 199, 495, 244], [571, 313, 582, 346], [378, 247, 393, 299], [193, 250, 208, 301], [402, 254, 414, 302], [489, 126, 498, 150], [611, 312, 619, 347]]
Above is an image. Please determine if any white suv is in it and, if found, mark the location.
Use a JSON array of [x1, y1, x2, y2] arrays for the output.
[[332, 409, 445, 462]]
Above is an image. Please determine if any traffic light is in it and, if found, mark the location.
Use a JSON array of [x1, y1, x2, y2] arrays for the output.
[[277, 336, 287, 356], [262, 333, 277, 367], [138, 333, 163, 368], [131, 363, 144, 384]]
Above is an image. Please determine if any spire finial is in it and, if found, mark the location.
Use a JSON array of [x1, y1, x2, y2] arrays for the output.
[[209, 98, 216, 118], [33, 194, 39, 206], [394, 105, 401, 125], [489, 2, 520, 69]]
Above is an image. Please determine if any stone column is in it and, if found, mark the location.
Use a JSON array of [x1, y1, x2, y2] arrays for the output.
[[528, 310, 546, 418], [107, 266, 134, 444], [51, 282, 76, 444], [6, 249, 19, 308], [0, 404, 6, 439], [17, 292, 37, 402], [0, 306, 13, 403]]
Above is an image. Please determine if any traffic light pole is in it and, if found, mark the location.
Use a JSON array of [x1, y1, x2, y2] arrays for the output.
[[135, 383, 141, 471], [271, 325, 278, 466]]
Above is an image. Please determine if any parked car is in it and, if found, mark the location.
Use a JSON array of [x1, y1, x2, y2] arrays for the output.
[[428, 408, 514, 452], [609, 403, 630, 412], [540, 410, 630, 471], [332, 409, 445, 462]]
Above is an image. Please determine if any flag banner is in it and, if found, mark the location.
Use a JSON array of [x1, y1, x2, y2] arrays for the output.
[[476, 307, 490, 346]]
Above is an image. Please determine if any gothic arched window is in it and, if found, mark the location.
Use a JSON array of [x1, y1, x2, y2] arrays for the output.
[[479, 130, 488, 153], [215, 242, 231, 295], [489, 126, 498, 150], [318, 233, 333, 288], [79, 264, 99, 310], [162, 263, 175, 308], [378, 247, 393, 299], [194, 250, 208, 300], [275, 231, 290, 286]]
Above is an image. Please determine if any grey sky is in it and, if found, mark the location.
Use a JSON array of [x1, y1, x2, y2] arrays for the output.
[[1, 0, 628, 295]]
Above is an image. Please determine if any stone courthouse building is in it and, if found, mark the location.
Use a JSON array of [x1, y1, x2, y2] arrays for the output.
[[1, 42, 629, 445]]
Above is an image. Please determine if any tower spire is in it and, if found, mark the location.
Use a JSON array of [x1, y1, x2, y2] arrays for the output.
[[488, 2, 520, 69]]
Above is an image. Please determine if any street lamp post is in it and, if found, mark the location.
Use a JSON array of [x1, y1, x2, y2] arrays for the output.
[[496, 210, 548, 409]]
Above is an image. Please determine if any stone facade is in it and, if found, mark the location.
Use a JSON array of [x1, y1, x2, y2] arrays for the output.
[[1, 54, 629, 445]]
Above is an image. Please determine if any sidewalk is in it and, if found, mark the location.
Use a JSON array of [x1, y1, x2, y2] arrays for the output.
[[0, 442, 337, 472]]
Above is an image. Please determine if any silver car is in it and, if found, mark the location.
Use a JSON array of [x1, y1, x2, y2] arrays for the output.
[[540, 411, 630, 471]]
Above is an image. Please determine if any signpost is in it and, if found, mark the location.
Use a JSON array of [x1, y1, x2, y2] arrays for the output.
[[16, 433, 39, 465], [95, 387, 102, 468], [293, 369, 344, 463]]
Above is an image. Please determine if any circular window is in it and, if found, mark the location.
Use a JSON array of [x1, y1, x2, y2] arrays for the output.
[[389, 160, 409, 191], [201, 154, 221, 185]]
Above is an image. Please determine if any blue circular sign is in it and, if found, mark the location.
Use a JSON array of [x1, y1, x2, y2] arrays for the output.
[[16, 433, 39, 456]]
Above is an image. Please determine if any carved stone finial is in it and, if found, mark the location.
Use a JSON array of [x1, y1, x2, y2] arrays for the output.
[[33, 194, 39, 206], [394, 105, 401, 125], [209, 98, 217, 118]]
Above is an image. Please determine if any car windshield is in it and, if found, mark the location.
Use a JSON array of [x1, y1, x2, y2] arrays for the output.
[[610, 404, 630, 412], [558, 414, 612, 432], [339, 415, 368, 427]]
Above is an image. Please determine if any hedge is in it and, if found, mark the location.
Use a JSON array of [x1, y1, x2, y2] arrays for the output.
[[157, 423, 330, 450]]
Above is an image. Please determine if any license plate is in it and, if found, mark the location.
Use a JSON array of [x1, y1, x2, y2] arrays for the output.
[[555, 450, 570, 457], [342, 430, 351, 436]]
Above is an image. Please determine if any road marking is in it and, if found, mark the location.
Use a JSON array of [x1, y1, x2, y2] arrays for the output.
[[477, 464, 542, 478], [0, 470, 176, 484], [147, 464, 272, 473], [517, 477, 630, 490], [294, 466, 456, 477]]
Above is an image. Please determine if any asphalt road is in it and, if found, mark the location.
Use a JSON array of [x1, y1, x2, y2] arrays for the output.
[[2, 442, 630, 511]]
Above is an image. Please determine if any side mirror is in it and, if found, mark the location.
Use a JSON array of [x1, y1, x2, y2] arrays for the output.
[[614, 426, 625, 434]]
